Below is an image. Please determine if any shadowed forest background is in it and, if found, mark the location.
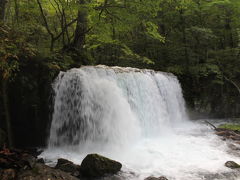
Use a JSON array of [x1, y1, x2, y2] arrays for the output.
[[0, 0, 240, 148]]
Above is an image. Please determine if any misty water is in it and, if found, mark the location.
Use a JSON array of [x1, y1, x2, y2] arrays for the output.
[[41, 65, 240, 180]]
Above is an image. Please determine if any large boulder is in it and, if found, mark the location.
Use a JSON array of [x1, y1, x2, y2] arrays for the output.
[[17, 163, 80, 180], [80, 154, 122, 177], [55, 158, 81, 177], [225, 161, 240, 169]]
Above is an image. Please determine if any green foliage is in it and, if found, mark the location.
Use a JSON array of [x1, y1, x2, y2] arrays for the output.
[[88, 40, 153, 67], [218, 124, 240, 131], [0, 24, 36, 80], [144, 21, 165, 42], [167, 65, 186, 75]]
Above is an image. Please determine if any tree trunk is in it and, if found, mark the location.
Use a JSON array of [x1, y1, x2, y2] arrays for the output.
[[0, 0, 7, 21], [224, 75, 240, 96], [36, 0, 55, 51], [1, 79, 13, 147], [72, 0, 88, 51], [179, 9, 189, 67], [225, 18, 234, 48], [14, 0, 19, 23]]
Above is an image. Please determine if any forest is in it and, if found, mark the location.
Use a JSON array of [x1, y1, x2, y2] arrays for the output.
[[1, 1, 240, 180], [0, 0, 240, 148]]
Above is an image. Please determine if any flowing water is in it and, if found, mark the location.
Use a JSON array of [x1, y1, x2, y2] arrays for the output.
[[41, 65, 240, 180]]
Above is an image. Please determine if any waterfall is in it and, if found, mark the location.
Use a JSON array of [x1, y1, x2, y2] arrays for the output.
[[48, 65, 188, 149], [42, 65, 240, 180]]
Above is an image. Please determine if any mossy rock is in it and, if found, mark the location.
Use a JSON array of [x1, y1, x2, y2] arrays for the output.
[[225, 161, 240, 169], [80, 154, 122, 177], [55, 158, 81, 177]]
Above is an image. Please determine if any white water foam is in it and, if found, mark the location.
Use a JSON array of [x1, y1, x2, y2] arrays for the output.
[[41, 65, 240, 180]]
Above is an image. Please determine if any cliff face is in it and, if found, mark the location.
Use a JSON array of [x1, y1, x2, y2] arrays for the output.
[[178, 74, 240, 119]]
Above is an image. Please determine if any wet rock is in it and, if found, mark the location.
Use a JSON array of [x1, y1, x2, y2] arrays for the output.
[[81, 154, 122, 177], [0, 148, 82, 180], [24, 148, 43, 158], [21, 153, 37, 169], [158, 177, 168, 180], [55, 158, 81, 176], [230, 136, 240, 141], [17, 163, 80, 180], [0, 169, 17, 180], [216, 131, 232, 136], [0, 157, 13, 169], [144, 176, 168, 180], [225, 161, 240, 169], [1, 148, 40, 169], [215, 128, 240, 143], [228, 144, 240, 151], [36, 158, 44, 164]]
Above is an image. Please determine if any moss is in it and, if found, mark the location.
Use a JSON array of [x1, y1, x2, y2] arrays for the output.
[[218, 124, 240, 131], [80, 154, 122, 177]]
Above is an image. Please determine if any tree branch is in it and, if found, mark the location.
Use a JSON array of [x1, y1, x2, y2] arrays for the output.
[[224, 75, 240, 96], [54, 18, 78, 41], [36, 0, 54, 39], [204, 120, 217, 130]]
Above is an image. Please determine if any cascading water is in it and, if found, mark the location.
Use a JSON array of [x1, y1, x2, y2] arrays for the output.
[[41, 65, 240, 180]]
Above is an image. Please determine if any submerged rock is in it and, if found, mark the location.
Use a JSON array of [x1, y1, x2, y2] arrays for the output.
[[80, 154, 122, 177], [225, 161, 240, 169], [228, 144, 240, 151], [55, 158, 81, 177], [144, 176, 168, 180]]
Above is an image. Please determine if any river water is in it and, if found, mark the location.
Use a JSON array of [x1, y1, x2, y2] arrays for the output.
[[40, 66, 240, 180]]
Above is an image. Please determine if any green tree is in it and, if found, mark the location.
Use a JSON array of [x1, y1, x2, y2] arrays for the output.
[[0, 24, 35, 147]]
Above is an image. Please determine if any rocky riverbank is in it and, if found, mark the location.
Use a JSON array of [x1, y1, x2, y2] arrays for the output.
[[0, 147, 171, 180], [0, 148, 123, 180], [204, 121, 240, 146]]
